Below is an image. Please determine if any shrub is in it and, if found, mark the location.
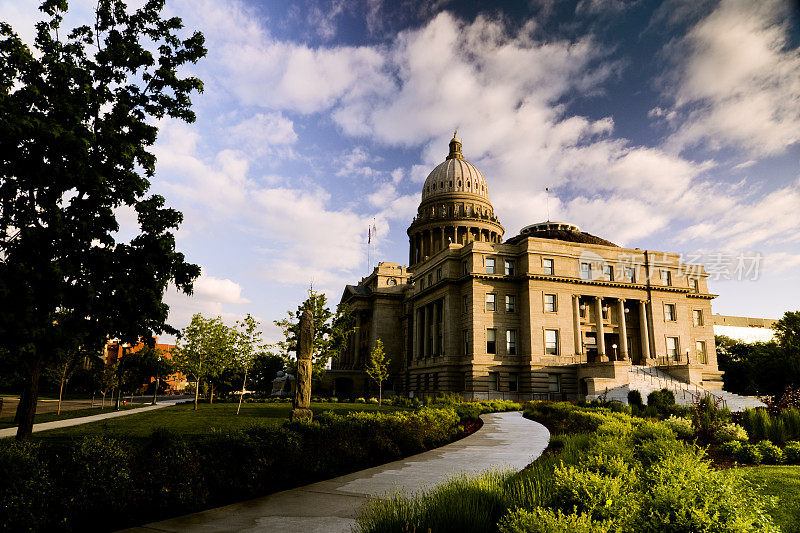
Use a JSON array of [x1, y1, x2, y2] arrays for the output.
[[647, 389, 675, 412], [735, 444, 763, 465], [783, 441, 800, 464], [498, 508, 610, 533], [714, 422, 748, 443], [627, 389, 643, 408], [780, 407, 800, 440], [355, 397, 366, 403], [367, 397, 379, 404], [742, 408, 771, 442], [663, 416, 694, 438], [551, 462, 632, 522], [719, 440, 743, 456], [0, 440, 51, 531], [757, 440, 784, 465]]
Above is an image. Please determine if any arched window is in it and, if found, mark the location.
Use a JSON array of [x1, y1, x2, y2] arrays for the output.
[[388, 278, 397, 286], [458, 180, 462, 187]]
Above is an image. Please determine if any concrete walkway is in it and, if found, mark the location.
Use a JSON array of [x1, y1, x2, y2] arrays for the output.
[[0, 399, 188, 439], [125, 411, 550, 533]]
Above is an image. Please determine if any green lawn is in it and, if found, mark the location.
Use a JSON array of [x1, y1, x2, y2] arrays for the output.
[[730, 466, 800, 533], [34, 401, 407, 439], [0, 404, 144, 430]]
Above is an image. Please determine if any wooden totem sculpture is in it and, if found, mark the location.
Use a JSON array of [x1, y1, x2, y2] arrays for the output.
[[291, 308, 314, 421]]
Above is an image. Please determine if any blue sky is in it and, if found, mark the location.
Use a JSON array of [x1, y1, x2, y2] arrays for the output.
[[4, 0, 800, 342]]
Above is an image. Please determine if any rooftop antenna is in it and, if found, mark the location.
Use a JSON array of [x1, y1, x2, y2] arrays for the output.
[[545, 187, 551, 221]]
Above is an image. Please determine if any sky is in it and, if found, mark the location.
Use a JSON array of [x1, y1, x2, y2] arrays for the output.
[[3, 0, 800, 343]]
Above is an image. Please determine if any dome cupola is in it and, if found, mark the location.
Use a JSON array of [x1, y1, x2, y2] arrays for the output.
[[407, 133, 504, 266]]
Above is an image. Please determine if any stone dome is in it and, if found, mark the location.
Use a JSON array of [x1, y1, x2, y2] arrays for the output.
[[421, 132, 489, 201], [505, 221, 619, 247]]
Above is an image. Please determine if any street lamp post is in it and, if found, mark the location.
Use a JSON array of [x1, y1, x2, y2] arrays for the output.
[[152, 356, 161, 406], [612, 343, 618, 360]]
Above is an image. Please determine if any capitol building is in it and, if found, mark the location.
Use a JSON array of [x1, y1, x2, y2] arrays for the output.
[[328, 133, 752, 405]]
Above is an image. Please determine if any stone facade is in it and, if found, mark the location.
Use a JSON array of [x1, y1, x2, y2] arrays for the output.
[[329, 135, 724, 400]]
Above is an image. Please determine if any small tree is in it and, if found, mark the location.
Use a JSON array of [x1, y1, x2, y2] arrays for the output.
[[234, 313, 265, 415], [174, 314, 235, 410], [365, 339, 390, 407]]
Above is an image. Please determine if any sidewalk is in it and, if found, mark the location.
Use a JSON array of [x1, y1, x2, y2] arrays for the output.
[[124, 411, 550, 533], [0, 399, 187, 439]]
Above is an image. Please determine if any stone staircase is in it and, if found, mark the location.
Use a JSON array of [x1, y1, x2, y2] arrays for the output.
[[587, 365, 765, 412]]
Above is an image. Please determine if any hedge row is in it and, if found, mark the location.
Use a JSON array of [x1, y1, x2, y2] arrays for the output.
[[0, 407, 464, 532]]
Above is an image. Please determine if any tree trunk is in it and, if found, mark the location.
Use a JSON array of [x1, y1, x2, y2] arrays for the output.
[[237, 367, 248, 415], [101, 392, 106, 409], [57, 363, 67, 415], [378, 382, 382, 408], [210, 382, 214, 405], [15, 353, 44, 441], [193, 379, 199, 410]]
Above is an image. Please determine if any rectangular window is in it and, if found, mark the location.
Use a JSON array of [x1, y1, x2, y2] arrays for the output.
[[664, 303, 676, 321], [486, 293, 496, 312], [506, 294, 516, 312], [693, 309, 703, 326], [504, 259, 515, 276], [545, 329, 559, 355], [487, 329, 497, 354], [691, 278, 699, 292], [489, 371, 499, 391], [696, 340, 707, 364], [436, 268, 442, 281], [463, 329, 469, 355], [506, 329, 517, 355], [463, 294, 469, 313], [603, 264, 614, 281], [543, 258, 554, 275], [585, 332, 597, 346], [624, 266, 636, 283], [485, 257, 495, 274], [544, 293, 557, 312], [509, 373, 519, 392], [463, 261, 469, 275], [548, 374, 560, 393], [661, 270, 672, 286], [427, 273, 432, 286], [666, 337, 679, 359], [580, 262, 592, 280]]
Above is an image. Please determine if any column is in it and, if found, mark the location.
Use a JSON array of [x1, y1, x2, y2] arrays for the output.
[[413, 308, 420, 360], [639, 300, 650, 362], [432, 301, 439, 357], [573, 295, 582, 356], [440, 296, 446, 356], [618, 299, 628, 361], [423, 305, 430, 358], [595, 296, 606, 361], [353, 312, 361, 368], [441, 227, 447, 251], [409, 238, 413, 265]]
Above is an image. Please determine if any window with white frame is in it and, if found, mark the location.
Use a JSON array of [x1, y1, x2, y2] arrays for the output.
[[545, 329, 559, 355], [691, 278, 700, 292], [664, 303, 676, 321], [544, 293, 557, 312], [580, 262, 592, 280], [696, 340, 707, 364], [603, 264, 614, 281], [661, 270, 672, 286], [485, 257, 496, 274], [543, 258, 554, 275], [487, 329, 497, 354], [506, 294, 516, 312], [506, 330, 517, 355], [624, 266, 636, 283], [693, 309, 703, 326], [485, 293, 496, 311], [504, 259, 515, 276], [666, 337, 679, 359]]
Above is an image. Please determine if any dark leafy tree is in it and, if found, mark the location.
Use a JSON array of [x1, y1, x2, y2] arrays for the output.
[[273, 289, 355, 379], [0, 0, 205, 439]]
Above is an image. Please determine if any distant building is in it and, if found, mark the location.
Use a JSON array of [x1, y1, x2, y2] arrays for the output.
[[103, 338, 187, 391], [712, 315, 777, 343], [329, 134, 759, 403]]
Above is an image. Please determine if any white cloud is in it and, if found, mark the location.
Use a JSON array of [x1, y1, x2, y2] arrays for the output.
[[661, 0, 800, 157], [193, 270, 249, 305], [228, 112, 298, 154]]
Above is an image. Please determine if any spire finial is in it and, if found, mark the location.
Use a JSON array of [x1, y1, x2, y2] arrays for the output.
[[446, 130, 463, 160]]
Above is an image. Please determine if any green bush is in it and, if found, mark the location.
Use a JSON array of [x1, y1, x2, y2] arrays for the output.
[[0, 441, 51, 531], [780, 407, 800, 440], [498, 507, 610, 533], [663, 416, 694, 438], [714, 422, 748, 443], [367, 397, 379, 404], [742, 408, 771, 442], [720, 440, 743, 456], [647, 389, 675, 412], [757, 440, 784, 465], [627, 389, 643, 408], [783, 441, 800, 464], [355, 397, 366, 403], [735, 444, 764, 465]]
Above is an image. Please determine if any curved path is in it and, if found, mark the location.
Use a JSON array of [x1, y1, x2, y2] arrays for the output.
[[125, 411, 550, 533]]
